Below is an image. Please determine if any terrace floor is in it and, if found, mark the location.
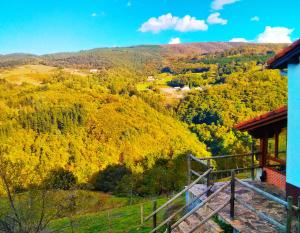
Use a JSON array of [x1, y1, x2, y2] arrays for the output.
[[189, 181, 298, 232]]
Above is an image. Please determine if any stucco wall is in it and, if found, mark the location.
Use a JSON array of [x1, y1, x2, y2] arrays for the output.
[[287, 63, 300, 188]]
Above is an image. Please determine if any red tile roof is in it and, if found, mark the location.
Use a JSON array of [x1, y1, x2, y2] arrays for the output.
[[235, 106, 287, 131], [267, 40, 300, 69]]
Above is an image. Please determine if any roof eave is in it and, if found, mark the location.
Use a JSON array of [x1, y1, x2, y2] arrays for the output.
[[267, 42, 300, 69]]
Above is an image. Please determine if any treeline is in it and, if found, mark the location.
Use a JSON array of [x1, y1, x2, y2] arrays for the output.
[[0, 43, 288, 198], [176, 67, 287, 156], [18, 103, 85, 134], [0, 68, 208, 195]]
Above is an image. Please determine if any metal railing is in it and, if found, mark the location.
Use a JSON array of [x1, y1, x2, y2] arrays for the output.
[[185, 153, 300, 233], [189, 152, 260, 182], [144, 153, 300, 233], [232, 170, 299, 233], [171, 182, 230, 232], [143, 166, 213, 233], [182, 169, 299, 233]]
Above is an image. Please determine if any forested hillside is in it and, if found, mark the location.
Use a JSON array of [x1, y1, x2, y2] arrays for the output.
[[0, 67, 208, 194], [0, 42, 287, 196]]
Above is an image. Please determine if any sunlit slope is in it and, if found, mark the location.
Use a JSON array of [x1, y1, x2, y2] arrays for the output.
[[0, 65, 56, 85], [0, 71, 209, 189]]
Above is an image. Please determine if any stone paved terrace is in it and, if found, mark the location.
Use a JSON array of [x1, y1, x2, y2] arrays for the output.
[[189, 181, 298, 233]]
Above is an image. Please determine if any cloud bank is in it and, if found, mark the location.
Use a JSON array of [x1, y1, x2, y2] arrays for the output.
[[229, 38, 248, 42], [139, 13, 208, 33], [169, 37, 181, 44], [257, 26, 294, 43], [207, 13, 227, 25], [211, 0, 239, 10], [250, 16, 260, 22], [230, 26, 294, 43]]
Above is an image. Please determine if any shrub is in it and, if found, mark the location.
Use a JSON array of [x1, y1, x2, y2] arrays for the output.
[[93, 165, 131, 193], [46, 169, 77, 190]]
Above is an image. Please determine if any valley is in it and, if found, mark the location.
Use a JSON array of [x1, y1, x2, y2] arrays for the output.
[[0, 42, 288, 232]]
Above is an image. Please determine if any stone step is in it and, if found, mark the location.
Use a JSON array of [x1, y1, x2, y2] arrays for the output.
[[174, 205, 223, 233], [186, 215, 211, 233], [195, 205, 224, 233], [177, 221, 191, 233]]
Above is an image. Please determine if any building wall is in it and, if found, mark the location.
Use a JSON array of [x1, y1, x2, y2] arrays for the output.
[[287, 63, 300, 189], [264, 168, 286, 190]]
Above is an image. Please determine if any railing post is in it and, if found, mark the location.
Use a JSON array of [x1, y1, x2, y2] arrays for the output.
[[206, 159, 211, 197], [286, 196, 293, 233], [230, 170, 235, 219], [153, 200, 157, 233], [167, 221, 172, 233], [298, 196, 300, 233], [251, 142, 255, 181], [140, 204, 144, 225], [187, 154, 192, 204], [187, 154, 191, 186]]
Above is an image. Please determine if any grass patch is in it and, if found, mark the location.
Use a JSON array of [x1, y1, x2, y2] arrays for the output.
[[50, 198, 168, 233], [136, 74, 173, 91], [0, 65, 56, 85]]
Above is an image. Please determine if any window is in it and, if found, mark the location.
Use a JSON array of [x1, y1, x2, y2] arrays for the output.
[[266, 127, 287, 173], [278, 128, 287, 161], [267, 134, 276, 158]]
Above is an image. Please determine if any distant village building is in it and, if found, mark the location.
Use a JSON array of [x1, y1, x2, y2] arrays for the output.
[[147, 76, 155, 82], [181, 85, 190, 91], [194, 86, 203, 91], [89, 69, 98, 73]]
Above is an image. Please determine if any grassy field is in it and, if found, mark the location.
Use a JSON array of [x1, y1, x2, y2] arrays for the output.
[[0, 65, 56, 85], [136, 74, 173, 91], [1, 189, 175, 233], [0, 64, 89, 85], [50, 198, 169, 233]]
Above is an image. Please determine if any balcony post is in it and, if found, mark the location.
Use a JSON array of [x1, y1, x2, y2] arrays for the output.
[[230, 170, 236, 219], [298, 196, 300, 233], [206, 159, 211, 197], [167, 221, 172, 233], [153, 200, 157, 233], [187, 154, 191, 186], [251, 141, 255, 181], [286, 196, 293, 233]]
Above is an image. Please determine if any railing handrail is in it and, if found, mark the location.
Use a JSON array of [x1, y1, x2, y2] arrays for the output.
[[144, 168, 212, 222], [235, 178, 288, 207], [189, 154, 208, 166], [150, 185, 213, 233], [171, 181, 230, 229], [187, 199, 230, 233], [235, 197, 286, 232], [195, 152, 261, 160], [210, 166, 261, 174]]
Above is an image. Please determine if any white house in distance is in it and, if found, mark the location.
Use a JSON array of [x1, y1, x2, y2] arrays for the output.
[[236, 40, 300, 202], [268, 39, 300, 202]]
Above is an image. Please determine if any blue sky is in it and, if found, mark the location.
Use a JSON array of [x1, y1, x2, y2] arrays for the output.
[[0, 0, 299, 54]]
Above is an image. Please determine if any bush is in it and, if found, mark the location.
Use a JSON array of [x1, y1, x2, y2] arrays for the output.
[[93, 165, 131, 193], [46, 169, 77, 190]]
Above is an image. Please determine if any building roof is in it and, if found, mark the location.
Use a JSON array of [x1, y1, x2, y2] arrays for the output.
[[235, 106, 287, 132], [267, 40, 300, 69]]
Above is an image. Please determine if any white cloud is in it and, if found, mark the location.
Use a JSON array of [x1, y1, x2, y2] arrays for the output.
[[139, 13, 208, 33], [127, 1, 132, 7], [257, 26, 294, 43], [250, 16, 260, 22], [91, 13, 97, 17], [229, 38, 249, 42], [211, 0, 239, 10], [169, 37, 181, 44], [207, 13, 227, 25]]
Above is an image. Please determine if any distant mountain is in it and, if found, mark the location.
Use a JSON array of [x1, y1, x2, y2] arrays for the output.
[[162, 42, 247, 56], [0, 42, 286, 69]]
